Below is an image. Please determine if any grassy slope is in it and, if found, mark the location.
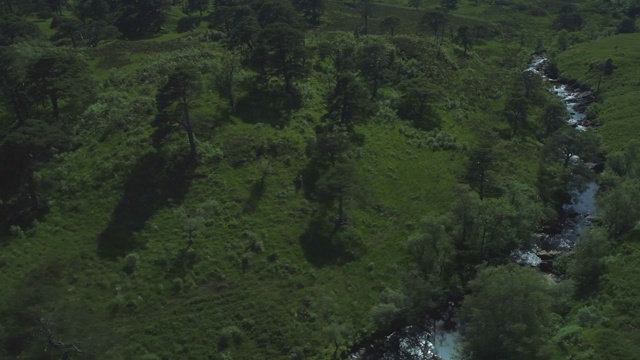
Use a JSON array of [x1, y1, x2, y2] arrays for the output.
[[557, 33, 640, 151], [0, 1, 561, 359], [554, 33, 640, 359]]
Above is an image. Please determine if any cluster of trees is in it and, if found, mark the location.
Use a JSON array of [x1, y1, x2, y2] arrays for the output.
[[0, 42, 95, 224], [369, 182, 546, 330], [3, 0, 635, 358]]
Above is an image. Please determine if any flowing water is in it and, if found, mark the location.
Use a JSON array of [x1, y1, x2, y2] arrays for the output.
[[513, 55, 600, 267], [354, 55, 600, 360]]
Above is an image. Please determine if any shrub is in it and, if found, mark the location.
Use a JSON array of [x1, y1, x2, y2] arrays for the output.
[[576, 305, 601, 327], [122, 253, 139, 274], [219, 325, 244, 347], [9, 225, 25, 238], [172, 277, 184, 293], [177, 17, 201, 33]]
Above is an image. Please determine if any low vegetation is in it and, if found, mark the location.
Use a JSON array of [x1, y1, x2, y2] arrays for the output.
[[0, 0, 639, 359]]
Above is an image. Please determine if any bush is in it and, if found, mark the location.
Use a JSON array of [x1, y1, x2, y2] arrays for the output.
[[576, 305, 601, 327], [9, 225, 25, 238], [177, 17, 201, 33], [425, 131, 459, 151], [370, 303, 402, 330], [219, 325, 244, 347], [122, 253, 139, 274], [172, 277, 184, 293]]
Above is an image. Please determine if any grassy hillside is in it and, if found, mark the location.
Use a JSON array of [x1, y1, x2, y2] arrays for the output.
[[557, 33, 640, 151], [549, 32, 640, 360], [1, 0, 631, 359]]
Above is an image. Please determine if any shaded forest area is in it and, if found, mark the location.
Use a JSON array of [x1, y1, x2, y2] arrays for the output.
[[1, 0, 640, 359]]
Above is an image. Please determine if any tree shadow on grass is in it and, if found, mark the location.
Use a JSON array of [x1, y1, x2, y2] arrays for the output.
[[299, 211, 356, 267], [166, 247, 198, 279], [243, 177, 267, 213], [97, 151, 193, 259], [234, 87, 298, 128]]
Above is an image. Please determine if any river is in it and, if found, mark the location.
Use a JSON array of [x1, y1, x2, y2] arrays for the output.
[[352, 54, 600, 360]]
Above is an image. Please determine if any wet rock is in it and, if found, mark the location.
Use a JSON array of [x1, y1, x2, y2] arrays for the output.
[[542, 223, 563, 235], [537, 260, 554, 273], [537, 250, 561, 260], [567, 210, 580, 219], [576, 118, 602, 128], [587, 162, 605, 173]]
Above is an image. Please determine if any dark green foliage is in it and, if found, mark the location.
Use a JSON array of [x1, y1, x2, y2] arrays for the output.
[[518, 69, 543, 100], [598, 179, 640, 236], [420, 10, 446, 37], [607, 140, 640, 177], [543, 127, 602, 168], [465, 141, 498, 200], [51, 19, 120, 47], [256, 0, 300, 28], [27, 49, 95, 122], [326, 72, 372, 130], [176, 16, 201, 33], [155, 64, 202, 160], [185, 0, 209, 15], [0, 119, 70, 217], [569, 228, 610, 294], [407, 0, 422, 11], [419, 11, 446, 53], [406, 214, 452, 278], [215, 50, 243, 112], [379, 16, 400, 36], [603, 58, 614, 76], [76, 0, 110, 21], [317, 32, 357, 75], [397, 77, 440, 130], [461, 265, 551, 360], [293, 0, 325, 25], [556, 29, 569, 51], [0, 15, 43, 46], [553, 3, 584, 31], [616, 17, 638, 34], [356, 37, 394, 98], [76, 0, 170, 38], [358, 0, 374, 34], [539, 102, 568, 137], [504, 94, 529, 137], [225, 7, 260, 50], [3, 2, 639, 359], [454, 25, 472, 54], [255, 23, 306, 96], [441, 0, 457, 11], [0, 47, 34, 124]]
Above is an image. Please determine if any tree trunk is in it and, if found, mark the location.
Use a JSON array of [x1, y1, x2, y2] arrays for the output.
[[182, 97, 197, 161], [363, 14, 369, 35], [50, 92, 59, 122], [27, 170, 38, 212], [338, 189, 344, 221], [284, 74, 294, 95], [478, 168, 485, 201], [10, 94, 26, 124]]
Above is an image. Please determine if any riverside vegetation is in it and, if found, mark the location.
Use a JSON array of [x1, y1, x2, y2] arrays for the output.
[[0, 0, 639, 359]]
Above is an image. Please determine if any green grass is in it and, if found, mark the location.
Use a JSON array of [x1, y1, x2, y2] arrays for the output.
[[557, 33, 640, 151], [0, 2, 586, 359]]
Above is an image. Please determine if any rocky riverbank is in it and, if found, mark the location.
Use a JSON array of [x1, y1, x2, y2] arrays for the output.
[[514, 55, 602, 273]]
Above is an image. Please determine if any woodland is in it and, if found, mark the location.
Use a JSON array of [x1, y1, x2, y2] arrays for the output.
[[0, 0, 640, 359]]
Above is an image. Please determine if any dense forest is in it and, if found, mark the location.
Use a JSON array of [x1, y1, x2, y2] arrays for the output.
[[0, 0, 639, 359]]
